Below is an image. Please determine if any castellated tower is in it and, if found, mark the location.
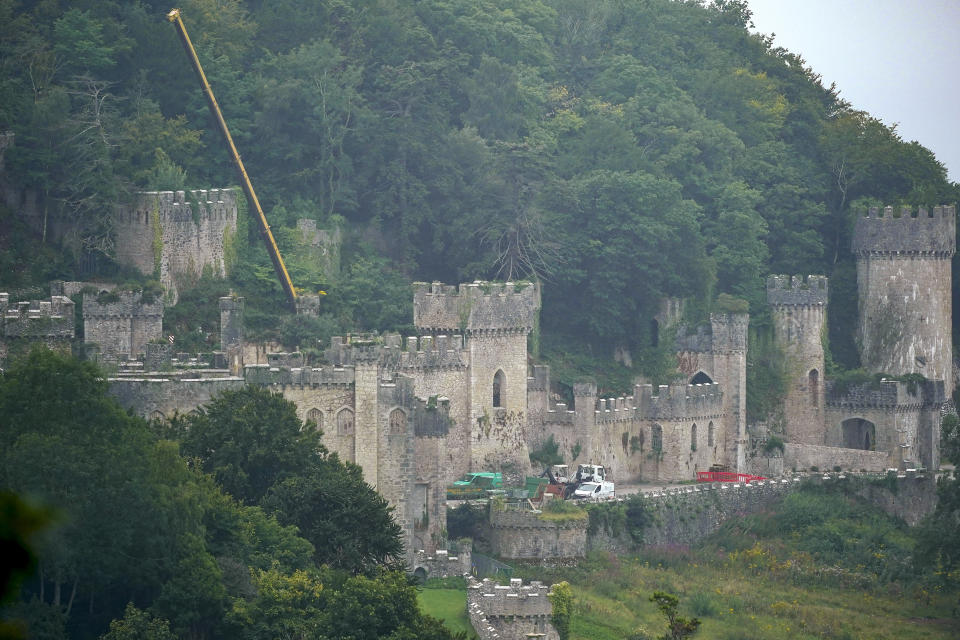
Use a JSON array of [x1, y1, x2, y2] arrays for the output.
[[767, 275, 828, 444], [414, 281, 540, 478], [114, 189, 238, 303], [853, 205, 955, 394]]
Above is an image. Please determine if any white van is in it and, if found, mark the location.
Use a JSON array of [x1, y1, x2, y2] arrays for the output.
[[572, 481, 615, 500]]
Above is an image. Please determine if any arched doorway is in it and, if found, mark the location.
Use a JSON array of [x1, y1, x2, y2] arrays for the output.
[[841, 418, 876, 451], [493, 370, 505, 407]]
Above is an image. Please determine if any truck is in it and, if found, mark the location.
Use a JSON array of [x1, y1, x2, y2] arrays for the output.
[[446, 472, 503, 500]]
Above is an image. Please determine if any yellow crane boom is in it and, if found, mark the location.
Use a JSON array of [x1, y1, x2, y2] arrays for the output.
[[167, 8, 298, 308]]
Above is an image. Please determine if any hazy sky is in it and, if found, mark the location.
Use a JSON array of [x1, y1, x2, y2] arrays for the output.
[[746, 0, 960, 183]]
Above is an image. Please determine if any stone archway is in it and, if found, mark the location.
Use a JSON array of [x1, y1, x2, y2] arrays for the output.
[[841, 417, 876, 451]]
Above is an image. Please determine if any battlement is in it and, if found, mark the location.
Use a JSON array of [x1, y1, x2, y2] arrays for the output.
[[413, 281, 540, 333], [243, 364, 356, 386], [326, 334, 467, 369], [468, 577, 554, 618], [852, 205, 956, 256], [0, 294, 74, 338], [825, 378, 945, 408], [570, 380, 723, 422], [117, 189, 238, 225], [767, 275, 828, 306], [82, 291, 163, 318], [675, 313, 749, 353]]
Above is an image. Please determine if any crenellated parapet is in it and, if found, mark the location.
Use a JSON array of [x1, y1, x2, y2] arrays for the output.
[[0, 294, 74, 339], [588, 383, 724, 424], [467, 577, 558, 640], [413, 281, 540, 334], [117, 189, 238, 225], [767, 275, 828, 307], [852, 205, 956, 257], [243, 364, 356, 386], [326, 334, 467, 370]]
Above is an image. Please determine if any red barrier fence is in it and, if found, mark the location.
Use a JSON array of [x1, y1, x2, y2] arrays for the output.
[[696, 471, 767, 484]]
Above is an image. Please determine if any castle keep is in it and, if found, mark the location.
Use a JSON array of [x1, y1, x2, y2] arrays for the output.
[[114, 189, 238, 303]]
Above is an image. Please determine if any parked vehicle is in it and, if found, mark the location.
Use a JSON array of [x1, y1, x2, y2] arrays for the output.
[[572, 481, 616, 500], [446, 472, 503, 499], [575, 464, 606, 484]]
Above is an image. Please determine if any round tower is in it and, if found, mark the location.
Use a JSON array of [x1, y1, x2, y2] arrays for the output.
[[853, 205, 955, 394], [767, 275, 828, 444]]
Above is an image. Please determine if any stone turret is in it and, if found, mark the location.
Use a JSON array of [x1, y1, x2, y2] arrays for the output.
[[853, 205, 955, 394], [414, 281, 540, 475], [114, 188, 239, 303], [767, 275, 828, 445], [0, 294, 75, 366], [83, 291, 162, 362]]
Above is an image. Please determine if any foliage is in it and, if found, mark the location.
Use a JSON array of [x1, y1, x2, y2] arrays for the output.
[[763, 436, 785, 454], [529, 435, 564, 467], [99, 604, 175, 640], [446, 503, 486, 541], [650, 591, 700, 640], [549, 581, 573, 640], [0, 350, 451, 640]]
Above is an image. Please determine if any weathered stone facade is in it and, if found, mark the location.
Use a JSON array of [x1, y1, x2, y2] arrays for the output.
[[854, 205, 955, 394], [0, 293, 75, 367], [489, 508, 588, 560], [83, 290, 163, 362], [767, 275, 827, 445], [114, 189, 238, 303], [467, 578, 559, 640]]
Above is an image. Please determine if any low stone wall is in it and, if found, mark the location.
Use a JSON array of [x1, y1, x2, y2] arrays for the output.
[[489, 509, 588, 560], [467, 577, 558, 640], [785, 442, 891, 472], [108, 376, 245, 418]]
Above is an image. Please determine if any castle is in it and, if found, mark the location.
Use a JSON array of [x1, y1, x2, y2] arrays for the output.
[[0, 188, 953, 567]]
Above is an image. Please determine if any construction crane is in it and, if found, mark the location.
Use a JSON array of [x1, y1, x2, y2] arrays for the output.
[[167, 8, 299, 309]]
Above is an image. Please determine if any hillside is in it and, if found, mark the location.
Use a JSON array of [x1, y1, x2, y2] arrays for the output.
[[1, 1, 958, 395]]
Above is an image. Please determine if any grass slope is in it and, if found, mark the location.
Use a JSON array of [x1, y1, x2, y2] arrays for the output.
[[417, 586, 477, 639]]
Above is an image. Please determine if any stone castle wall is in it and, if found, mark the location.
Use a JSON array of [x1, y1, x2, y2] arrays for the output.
[[114, 189, 238, 303], [768, 275, 828, 445], [0, 293, 75, 366], [854, 205, 955, 394], [467, 578, 558, 640], [489, 509, 588, 560], [107, 375, 245, 419], [83, 291, 163, 361]]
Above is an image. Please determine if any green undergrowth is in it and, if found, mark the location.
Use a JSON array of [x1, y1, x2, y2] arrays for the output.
[[507, 487, 959, 640]]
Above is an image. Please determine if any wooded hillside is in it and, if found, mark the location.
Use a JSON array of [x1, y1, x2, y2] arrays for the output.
[[1, 0, 957, 393]]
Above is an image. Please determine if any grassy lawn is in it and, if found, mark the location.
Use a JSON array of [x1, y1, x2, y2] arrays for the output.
[[417, 587, 477, 639]]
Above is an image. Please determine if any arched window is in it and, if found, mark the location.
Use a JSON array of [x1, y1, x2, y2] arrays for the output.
[[306, 408, 323, 431], [690, 371, 713, 385], [652, 424, 663, 453], [493, 370, 506, 408], [337, 408, 355, 435], [708, 421, 715, 447], [389, 408, 407, 434], [691, 424, 698, 451], [809, 369, 820, 407]]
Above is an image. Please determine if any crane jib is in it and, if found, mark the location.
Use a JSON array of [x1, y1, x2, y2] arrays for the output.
[[166, 8, 299, 308]]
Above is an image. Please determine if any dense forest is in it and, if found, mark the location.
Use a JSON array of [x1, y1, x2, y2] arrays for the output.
[[1, 0, 958, 397], [0, 349, 464, 639]]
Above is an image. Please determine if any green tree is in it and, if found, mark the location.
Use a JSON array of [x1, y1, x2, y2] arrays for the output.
[[548, 581, 572, 640], [178, 386, 325, 505], [649, 591, 700, 640], [263, 462, 404, 574], [99, 604, 176, 640]]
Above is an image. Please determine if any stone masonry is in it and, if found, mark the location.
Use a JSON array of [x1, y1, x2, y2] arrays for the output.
[[854, 205, 955, 394], [467, 578, 558, 640], [83, 290, 163, 362], [114, 189, 238, 303], [0, 293, 74, 367]]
